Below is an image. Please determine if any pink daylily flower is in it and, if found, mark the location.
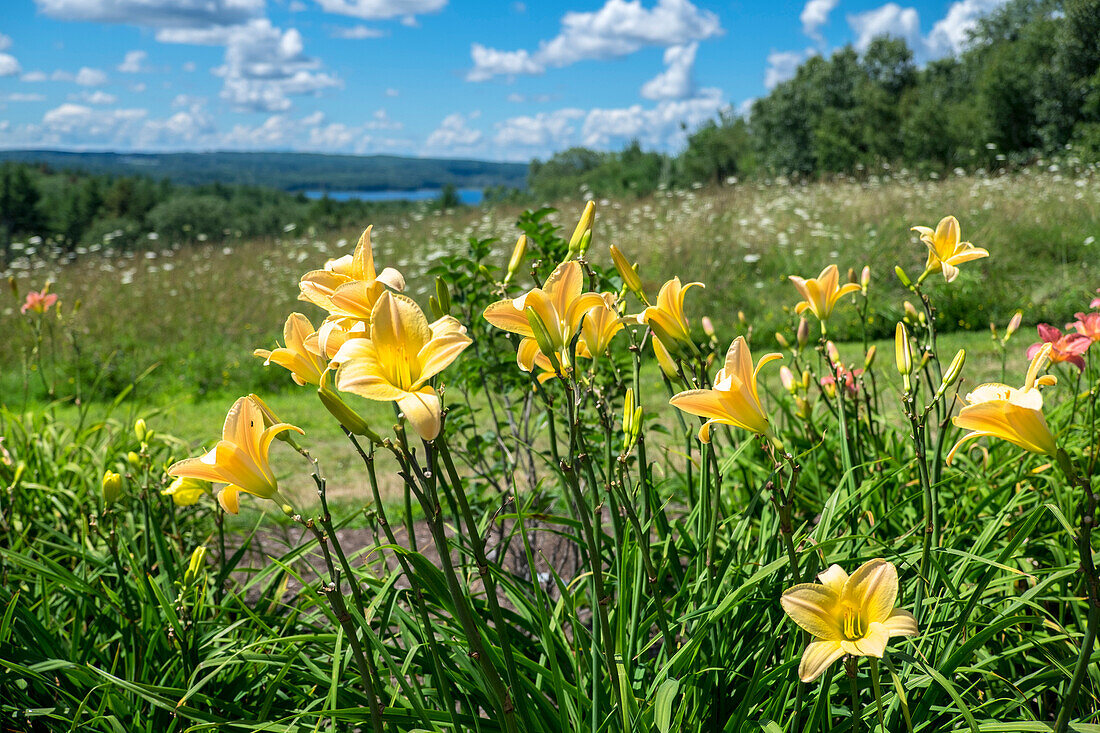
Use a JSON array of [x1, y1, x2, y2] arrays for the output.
[[1068, 312, 1100, 343], [21, 290, 58, 315], [1026, 324, 1090, 371]]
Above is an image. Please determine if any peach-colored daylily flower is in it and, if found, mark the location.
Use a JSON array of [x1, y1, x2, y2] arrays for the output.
[[1026, 324, 1090, 372], [1069, 312, 1100, 342], [669, 336, 781, 442], [788, 265, 860, 324], [167, 396, 303, 514], [911, 215, 989, 283], [638, 276, 703, 358], [781, 559, 918, 682], [948, 343, 1058, 463], [255, 313, 329, 386], [483, 261, 605, 379], [332, 291, 471, 440], [299, 226, 405, 317], [21, 288, 58, 315]]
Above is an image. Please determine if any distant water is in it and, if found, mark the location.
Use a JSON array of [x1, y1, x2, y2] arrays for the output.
[[303, 188, 484, 205]]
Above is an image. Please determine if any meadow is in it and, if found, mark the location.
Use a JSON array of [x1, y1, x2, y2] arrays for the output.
[[2, 164, 1100, 731]]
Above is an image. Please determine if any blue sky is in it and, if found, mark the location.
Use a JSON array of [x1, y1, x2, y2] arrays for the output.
[[0, 0, 1005, 161]]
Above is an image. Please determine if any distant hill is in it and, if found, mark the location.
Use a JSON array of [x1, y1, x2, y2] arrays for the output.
[[0, 150, 527, 192]]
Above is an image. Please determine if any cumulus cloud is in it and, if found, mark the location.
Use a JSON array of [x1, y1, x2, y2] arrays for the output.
[[0, 54, 20, 77], [118, 49, 147, 72], [385, 87, 399, 96], [75, 67, 108, 86], [22, 70, 47, 82], [70, 90, 118, 104], [764, 49, 812, 89], [34, 0, 263, 29], [848, 3, 921, 52], [494, 108, 585, 149], [42, 103, 148, 140], [330, 25, 385, 39], [467, 0, 721, 81], [159, 19, 341, 112], [424, 112, 483, 152], [800, 0, 838, 41], [926, 0, 1005, 56], [312, 0, 447, 20], [1, 92, 46, 102], [640, 42, 697, 100]]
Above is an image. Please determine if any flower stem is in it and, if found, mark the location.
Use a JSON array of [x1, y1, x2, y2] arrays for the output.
[[846, 657, 861, 733], [869, 659, 885, 733]]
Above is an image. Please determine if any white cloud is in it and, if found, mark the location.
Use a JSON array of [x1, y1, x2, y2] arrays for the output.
[[75, 67, 108, 86], [506, 92, 553, 104], [0, 54, 20, 77], [118, 49, 147, 72], [385, 87, 399, 96], [1, 92, 46, 102], [313, 0, 447, 20], [51, 70, 74, 82], [330, 24, 385, 39], [130, 81, 146, 92], [22, 70, 47, 82], [467, 0, 722, 81], [640, 42, 697, 100], [926, 0, 1005, 56], [70, 90, 118, 104], [764, 50, 811, 89], [182, 61, 197, 72], [494, 108, 584, 149], [159, 19, 341, 112], [366, 108, 402, 130], [800, 0, 838, 41], [42, 103, 148, 139], [35, 0, 263, 29], [0, 33, 12, 51], [847, 3, 921, 52], [424, 111, 483, 152]]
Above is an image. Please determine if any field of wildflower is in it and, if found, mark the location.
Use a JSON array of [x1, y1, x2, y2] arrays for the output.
[[2, 165, 1100, 731]]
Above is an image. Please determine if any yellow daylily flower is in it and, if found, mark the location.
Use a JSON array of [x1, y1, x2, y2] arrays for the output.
[[781, 559, 918, 683], [167, 396, 303, 515], [332, 291, 471, 440], [789, 264, 861, 324], [161, 476, 213, 507], [580, 293, 625, 360], [483, 261, 604, 378], [669, 336, 781, 442], [299, 226, 406, 317], [911, 215, 989, 283], [638, 276, 703, 358], [947, 343, 1058, 464], [255, 313, 329, 387]]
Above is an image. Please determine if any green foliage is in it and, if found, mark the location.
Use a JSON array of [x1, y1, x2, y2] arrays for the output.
[[529, 143, 670, 199]]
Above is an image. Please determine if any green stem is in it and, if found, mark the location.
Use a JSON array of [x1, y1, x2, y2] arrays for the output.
[[869, 659, 885, 733], [846, 657, 860, 733]]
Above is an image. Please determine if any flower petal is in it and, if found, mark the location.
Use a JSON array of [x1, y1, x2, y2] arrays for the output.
[[844, 559, 898, 625], [798, 640, 845, 683], [882, 608, 918, 637], [397, 387, 442, 440], [781, 583, 842, 640]]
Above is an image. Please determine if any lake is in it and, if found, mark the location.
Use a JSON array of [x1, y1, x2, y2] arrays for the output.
[[303, 188, 484, 205]]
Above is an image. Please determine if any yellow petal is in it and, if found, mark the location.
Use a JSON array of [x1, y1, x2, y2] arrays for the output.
[[882, 608, 919, 637], [167, 453, 227, 484], [844, 559, 898, 625], [781, 583, 842, 641], [397, 387, 442, 440], [669, 388, 724, 421], [371, 291, 431, 355], [416, 330, 472, 385], [798, 640, 845, 683], [817, 565, 849, 595], [847, 621, 890, 657], [218, 485, 241, 514], [376, 266, 405, 292], [544, 261, 584, 318]]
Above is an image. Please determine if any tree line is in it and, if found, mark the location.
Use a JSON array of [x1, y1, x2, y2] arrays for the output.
[[528, 0, 1100, 198]]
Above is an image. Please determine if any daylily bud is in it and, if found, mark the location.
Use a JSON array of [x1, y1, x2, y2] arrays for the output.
[[428, 295, 443, 319], [939, 349, 966, 392], [102, 470, 123, 505], [894, 322, 913, 377], [825, 341, 840, 364], [796, 317, 809, 348], [7, 276, 17, 299], [903, 301, 919, 322], [919, 350, 932, 369], [780, 366, 796, 394], [609, 245, 646, 303], [162, 476, 212, 506], [435, 277, 451, 315], [248, 394, 302, 448], [479, 264, 493, 281], [847, 267, 858, 285], [802, 370, 812, 390], [775, 331, 790, 349], [702, 316, 716, 337], [622, 388, 643, 450], [864, 345, 877, 369], [738, 311, 747, 326], [794, 396, 811, 419], [1005, 310, 1022, 341], [567, 200, 596, 259], [186, 545, 207, 582], [989, 322, 998, 340], [895, 265, 912, 288], [503, 234, 527, 286], [821, 379, 837, 399], [126, 451, 141, 467], [134, 418, 148, 442], [860, 266, 870, 295], [318, 371, 383, 443], [526, 306, 562, 375]]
